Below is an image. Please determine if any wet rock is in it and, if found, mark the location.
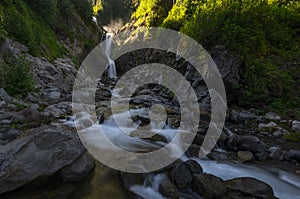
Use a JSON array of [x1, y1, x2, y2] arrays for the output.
[[237, 151, 254, 162], [0, 125, 86, 194], [208, 151, 230, 161], [225, 177, 276, 199], [170, 160, 202, 189], [159, 181, 179, 199], [185, 159, 203, 174], [265, 112, 281, 120], [59, 153, 95, 182], [292, 121, 300, 132], [192, 173, 227, 198], [171, 162, 193, 189]]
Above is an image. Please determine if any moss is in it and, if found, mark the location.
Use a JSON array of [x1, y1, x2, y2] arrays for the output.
[[285, 132, 300, 142]]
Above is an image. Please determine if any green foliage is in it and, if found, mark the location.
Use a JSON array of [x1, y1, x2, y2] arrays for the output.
[[0, 55, 34, 96], [24, 0, 58, 25], [3, 0, 66, 60], [72, 0, 93, 23], [96, 0, 134, 25], [131, 0, 173, 27], [146, 0, 300, 113]]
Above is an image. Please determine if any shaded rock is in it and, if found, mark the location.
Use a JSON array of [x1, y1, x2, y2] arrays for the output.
[[238, 110, 256, 121], [0, 125, 85, 194], [237, 135, 262, 153], [210, 45, 241, 85], [265, 112, 281, 120], [285, 149, 300, 162], [185, 159, 203, 174], [23, 107, 40, 123], [255, 152, 269, 161], [159, 181, 179, 199], [225, 177, 276, 199], [237, 151, 254, 162], [0, 129, 21, 143], [192, 173, 227, 198], [171, 161, 194, 189], [120, 172, 145, 189], [59, 153, 95, 182], [268, 147, 283, 160]]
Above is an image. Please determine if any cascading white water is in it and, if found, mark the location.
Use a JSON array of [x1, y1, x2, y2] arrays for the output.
[[102, 33, 117, 79], [193, 158, 300, 199]]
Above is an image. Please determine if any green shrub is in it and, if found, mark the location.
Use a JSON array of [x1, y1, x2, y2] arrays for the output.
[[0, 55, 34, 96]]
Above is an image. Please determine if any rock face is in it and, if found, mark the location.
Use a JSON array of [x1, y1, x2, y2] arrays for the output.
[[0, 125, 94, 194]]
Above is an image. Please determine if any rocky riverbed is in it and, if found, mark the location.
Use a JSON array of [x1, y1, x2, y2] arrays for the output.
[[0, 39, 300, 199]]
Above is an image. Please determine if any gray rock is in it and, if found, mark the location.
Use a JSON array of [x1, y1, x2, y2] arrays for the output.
[[268, 147, 283, 160], [43, 101, 72, 119], [44, 62, 58, 75], [0, 88, 13, 103], [23, 107, 40, 123], [265, 112, 281, 120], [239, 110, 256, 121], [225, 177, 276, 199], [210, 45, 241, 85], [192, 173, 227, 198], [1, 129, 21, 142], [258, 122, 278, 132], [0, 125, 87, 194], [237, 135, 262, 153], [285, 149, 300, 162], [273, 128, 289, 137], [59, 153, 95, 182], [292, 121, 300, 132]]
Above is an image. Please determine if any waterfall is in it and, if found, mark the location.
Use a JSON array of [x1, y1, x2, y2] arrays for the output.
[[102, 33, 117, 79]]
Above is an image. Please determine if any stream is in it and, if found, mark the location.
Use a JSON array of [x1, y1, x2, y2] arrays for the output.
[[73, 98, 300, 199]]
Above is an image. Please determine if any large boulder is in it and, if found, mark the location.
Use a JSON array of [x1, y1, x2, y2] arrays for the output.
[[171, 160, 203, 189], [225, 177, 277, 199], [0, 125, 93, 194], [192, 173, 227, 198]]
